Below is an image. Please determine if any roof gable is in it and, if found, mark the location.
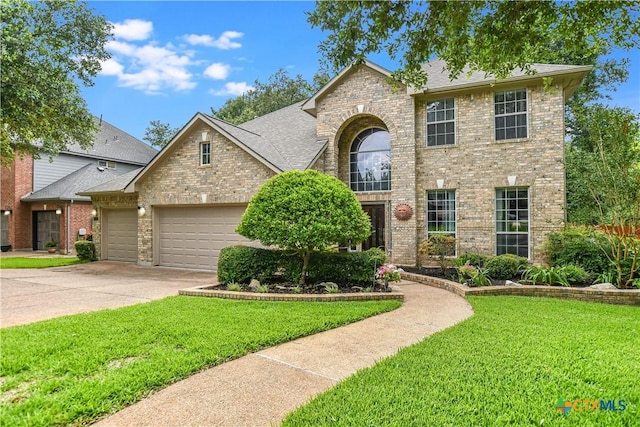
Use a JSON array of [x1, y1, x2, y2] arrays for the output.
[[302, 60, 394, 116]]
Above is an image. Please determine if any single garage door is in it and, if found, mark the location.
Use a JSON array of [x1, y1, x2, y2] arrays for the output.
[[104, 209, 137, 262], [157, 206, 250, 270]]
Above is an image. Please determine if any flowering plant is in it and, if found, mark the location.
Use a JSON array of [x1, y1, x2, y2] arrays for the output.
[[376, 264, 403, 283], [457, 264, 491, 287]]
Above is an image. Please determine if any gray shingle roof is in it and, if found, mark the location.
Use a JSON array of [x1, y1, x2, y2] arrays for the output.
[[78, 168, 143, 195], [410, 59, 592, 94], [236, 101, 325, 170], [63, 117, 158, 165], [22, 164, 121, 202]]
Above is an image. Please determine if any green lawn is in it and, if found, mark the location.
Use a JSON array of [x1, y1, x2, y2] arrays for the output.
[[0, 257, 85, 268], [0, 296, 400, 426], [283, 297, 639, 426]]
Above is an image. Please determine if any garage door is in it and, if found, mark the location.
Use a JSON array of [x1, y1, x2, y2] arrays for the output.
[[158, 206, 250, 270], [104, 209, 137, 262]]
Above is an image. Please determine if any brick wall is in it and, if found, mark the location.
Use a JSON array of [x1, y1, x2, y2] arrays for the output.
[[414, 85, 566, 263], [314, 65, 417, 265], [135, 122, 276, 264], [1, 153, 34, 250]]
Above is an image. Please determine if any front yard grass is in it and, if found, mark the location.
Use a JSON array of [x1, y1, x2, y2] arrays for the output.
[[0, 257, 85, 269], [0, 296, 400, 426], [283, 296, 639, 426]]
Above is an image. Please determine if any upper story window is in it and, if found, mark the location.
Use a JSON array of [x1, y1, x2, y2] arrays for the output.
[[350, 128, 391, 192], [426, 98, 455, 146], [495, 89, 528, 140], [98, 160, 116, 169], [200, 142, 211, 166]]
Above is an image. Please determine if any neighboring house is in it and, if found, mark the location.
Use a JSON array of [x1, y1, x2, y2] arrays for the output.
[[0, 118, 157, 253], [81, 60, 591, 270]]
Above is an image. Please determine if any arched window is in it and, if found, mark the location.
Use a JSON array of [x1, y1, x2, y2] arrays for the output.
[[350, 128, 391, 192]]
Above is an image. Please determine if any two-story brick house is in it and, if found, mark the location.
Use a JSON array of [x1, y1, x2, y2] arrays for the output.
[[0, 118, 157, 254], [82, 60, 591, 270]]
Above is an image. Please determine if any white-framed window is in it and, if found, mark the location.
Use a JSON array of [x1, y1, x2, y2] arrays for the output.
[[350, 128, 391, 192], [200, 142, 211, 166], [496, 187, 529, 258], [494, 89, 528, 140], [426, 98, 455, 147], [98, 160, 116, 169], [427, 190, 456, 256]]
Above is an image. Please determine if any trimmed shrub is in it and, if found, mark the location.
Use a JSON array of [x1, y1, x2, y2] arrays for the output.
[[485, 254, 529, 280], [544, 226, 610, 275], [217, 246, 280, 284], [307, 248, 386, 285], [454, 252, 488, 268], [217, 245, 386, 286], [74, 240, 96, 261]]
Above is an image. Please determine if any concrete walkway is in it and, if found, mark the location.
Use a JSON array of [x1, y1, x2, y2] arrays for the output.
[[94, 281, 473, 427]]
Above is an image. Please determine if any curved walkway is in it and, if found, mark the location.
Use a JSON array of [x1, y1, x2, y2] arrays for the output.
[[94, 281, 473, 427]]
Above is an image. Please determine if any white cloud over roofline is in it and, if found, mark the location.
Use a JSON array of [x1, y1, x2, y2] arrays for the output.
[[183, 31, 243, 49], [211, 82, 255, 96], [204, 62, 231, 80], [111, 19, 153, 41]]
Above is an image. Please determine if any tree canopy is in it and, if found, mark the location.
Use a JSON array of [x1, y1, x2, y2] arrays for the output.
[[0, 0, 112, 166], [236, 170, 371, 284], [210, 68, 328, 124], [307, 1, 640, 87], [143, 120, 180, 148]]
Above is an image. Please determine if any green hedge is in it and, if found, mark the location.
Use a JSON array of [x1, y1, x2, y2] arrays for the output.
[[74, 240, 96, 261], [544, 226, 611, 275], [217, 246, 386, 285], [217, 246, 281, 284], [485, 254, 529, 280]]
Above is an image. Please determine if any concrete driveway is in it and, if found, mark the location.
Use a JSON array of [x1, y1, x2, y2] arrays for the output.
[[0, 261, 216, 328]]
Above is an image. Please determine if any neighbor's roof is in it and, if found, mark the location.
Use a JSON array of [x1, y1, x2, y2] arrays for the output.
[[409, 59, 593, 99], [62, 117, 157, 165], [77, 168, 143, 195], [22, 163, 121, 202]]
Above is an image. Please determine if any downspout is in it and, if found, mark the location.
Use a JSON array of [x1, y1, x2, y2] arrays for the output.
[[67, 200, 72, 255]]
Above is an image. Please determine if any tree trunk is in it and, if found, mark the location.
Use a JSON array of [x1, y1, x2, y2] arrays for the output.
[[299, 251, 311, 285]]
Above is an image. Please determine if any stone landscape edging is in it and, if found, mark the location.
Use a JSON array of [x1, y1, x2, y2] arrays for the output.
[[401, 272, 640, 306], [179, 285, 404, 302]]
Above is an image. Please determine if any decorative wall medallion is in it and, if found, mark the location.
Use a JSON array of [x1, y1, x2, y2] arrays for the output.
[[393, 203, 413, 221]]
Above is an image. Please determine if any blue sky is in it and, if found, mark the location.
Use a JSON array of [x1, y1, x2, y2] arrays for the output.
[[82, 1, 640, 142]]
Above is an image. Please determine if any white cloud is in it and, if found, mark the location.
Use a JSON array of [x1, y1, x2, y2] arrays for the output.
[[211, 82, 255, 96], [111, 19, 153, 41], [102, 40, 196, 94], [204, 62, 231, 80], [183, 31, 243, 49], [99, 58, 124, 75]]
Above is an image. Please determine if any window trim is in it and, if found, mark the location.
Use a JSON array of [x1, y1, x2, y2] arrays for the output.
[[199, 142, 211, 166], [349, 127, 391, 192], [494, 88, 529, 141], [426, 189, 457, 257], [98, 160, 116, 169], [426, 97, 456, 147], [495, 187, 530, 258]]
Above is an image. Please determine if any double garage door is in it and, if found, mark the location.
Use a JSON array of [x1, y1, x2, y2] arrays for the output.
[[158, 206, 250, 271]]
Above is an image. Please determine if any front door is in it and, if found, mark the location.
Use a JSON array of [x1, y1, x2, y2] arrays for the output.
[[34, 211, 59, 250], [362, 204, 385, 251]]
